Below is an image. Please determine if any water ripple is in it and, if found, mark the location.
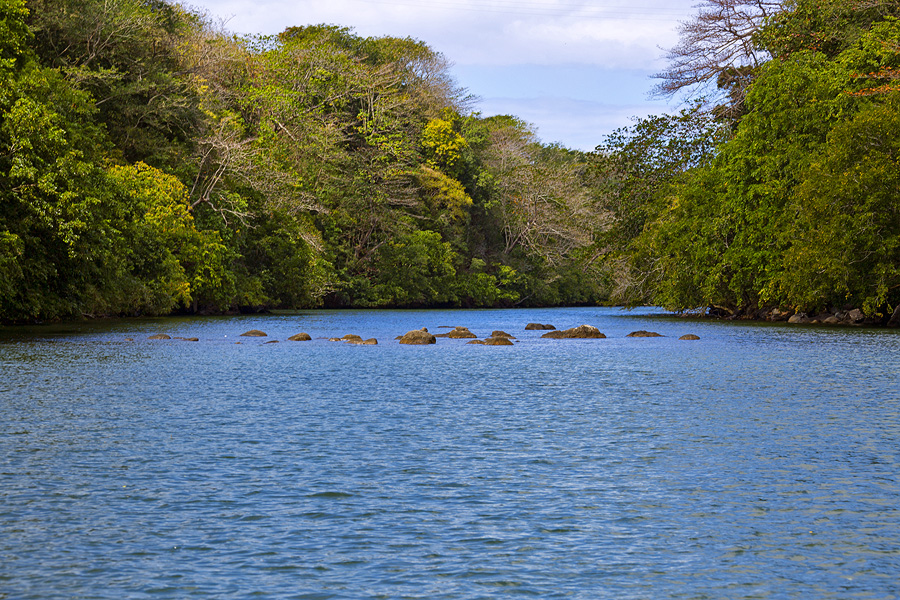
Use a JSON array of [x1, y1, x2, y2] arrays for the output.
[[2, 308, 899, 598]]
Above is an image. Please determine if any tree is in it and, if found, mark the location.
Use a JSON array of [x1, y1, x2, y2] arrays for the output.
[[653, 0, 781, 117], [26, 0, 205, 165]]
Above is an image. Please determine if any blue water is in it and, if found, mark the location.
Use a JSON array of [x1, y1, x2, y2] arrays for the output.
[[1, 307, 899, 599]]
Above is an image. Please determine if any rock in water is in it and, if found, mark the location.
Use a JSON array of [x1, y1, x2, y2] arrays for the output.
[[626, 330, 663, 338], [490, 331, 515, 339], [330, 334, 363, 342], [240, 330, 267, 337], [447, 327, 477, 339], [541, 325, 606, 339], [435, 326, 477, 339], [399, 329, 436, 345], [525, 323, 556, 330], [148, 334, 171, 340], [679, 334, 700, 340], [288, 333, 312, 341]]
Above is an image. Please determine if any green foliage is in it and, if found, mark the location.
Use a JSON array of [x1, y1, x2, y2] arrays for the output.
[[778, 95, 900, 315], [107, 162, 235, 313], [0, 0, 30, 72], [422, 115, 467, 169], [606, 4, 900, 317], [370, 230, 458, 307]]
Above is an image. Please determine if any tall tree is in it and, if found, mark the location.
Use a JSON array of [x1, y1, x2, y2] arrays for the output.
[[653, 0, 780, 118]]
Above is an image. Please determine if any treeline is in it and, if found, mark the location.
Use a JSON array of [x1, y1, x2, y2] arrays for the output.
[[0, 0, 606, 322], [597, 0, 900, 320], [2, 0, 899, 323]]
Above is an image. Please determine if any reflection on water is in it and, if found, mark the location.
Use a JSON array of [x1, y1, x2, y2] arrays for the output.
[[2, 308, 899, 599]]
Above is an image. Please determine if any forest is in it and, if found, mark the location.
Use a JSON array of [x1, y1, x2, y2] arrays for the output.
[[1, 0, 899, 323]]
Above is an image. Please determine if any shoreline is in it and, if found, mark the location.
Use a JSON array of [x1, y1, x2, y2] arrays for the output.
[[3, 303, 900, 329], [673, 305, 900, 328]]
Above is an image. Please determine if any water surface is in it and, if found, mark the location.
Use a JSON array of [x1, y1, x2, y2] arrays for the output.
[[2, 308, 899, 599]]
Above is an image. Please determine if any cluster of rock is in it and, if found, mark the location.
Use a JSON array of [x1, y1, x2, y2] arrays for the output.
[[467, 330, 515, 345], [145, 324, 703, 344], [706, 305, 900, 327], [784, 306, 900, 327]]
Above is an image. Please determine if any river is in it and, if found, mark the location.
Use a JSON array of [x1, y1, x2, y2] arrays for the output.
[[1, 307, 898, 599]]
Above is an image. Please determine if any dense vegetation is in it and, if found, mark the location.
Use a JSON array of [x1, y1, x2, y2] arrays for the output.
[[597, 0, 900, 320], [1, 0, 899, 323]]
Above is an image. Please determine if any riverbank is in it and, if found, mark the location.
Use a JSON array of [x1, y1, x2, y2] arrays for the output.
[[684, 304, 900, 328]]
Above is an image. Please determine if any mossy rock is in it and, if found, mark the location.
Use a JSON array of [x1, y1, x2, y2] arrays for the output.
[[626, 330, 663, 338], [448, 327, 477, 339], [525, 323, 556, 330], [399, 329, 436, 345], [434, 326, 477, 339], [541, 325, 605, 339], [329, 334, 363, 342], [679, 334, 700, 340], [288, 332, 312, 341], [490, 330, 515, 339], [240, 330, 267, 337], [148, 334, 171, 340]]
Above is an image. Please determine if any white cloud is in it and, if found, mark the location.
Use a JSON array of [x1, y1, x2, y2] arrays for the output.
[[189, 0, 694, 68], [184, 0, 699, 148], [476, 96, 677, 152]]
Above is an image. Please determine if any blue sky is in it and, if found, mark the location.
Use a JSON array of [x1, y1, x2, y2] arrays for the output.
[[184, 0, 699, 150]]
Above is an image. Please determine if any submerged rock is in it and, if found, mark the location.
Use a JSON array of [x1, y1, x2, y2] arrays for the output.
[[468, 337, 514, 345], [288, 332, 312, 341], [330, 334, 363, 342], [626, 330, 663, 338], [240, 330, 267, 337], [173, 336, 199, 342], [679, 334, 701, 340], [399, 329, 436, 345], [525, 323, 556, 330], [148, 334, 171, 340], [541, 325, 606, 339], [264, 340, 279, 344], [347, 338, 378, 345]]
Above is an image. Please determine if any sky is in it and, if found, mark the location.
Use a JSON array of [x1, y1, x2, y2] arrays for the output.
[[183, 0, 700, 151]]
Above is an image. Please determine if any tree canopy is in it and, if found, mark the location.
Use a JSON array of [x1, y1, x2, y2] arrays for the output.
[[3, 0, 899, 323]]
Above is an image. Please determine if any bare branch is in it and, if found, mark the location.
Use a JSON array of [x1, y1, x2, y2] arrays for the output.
[[653, 0, 782, 107]]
